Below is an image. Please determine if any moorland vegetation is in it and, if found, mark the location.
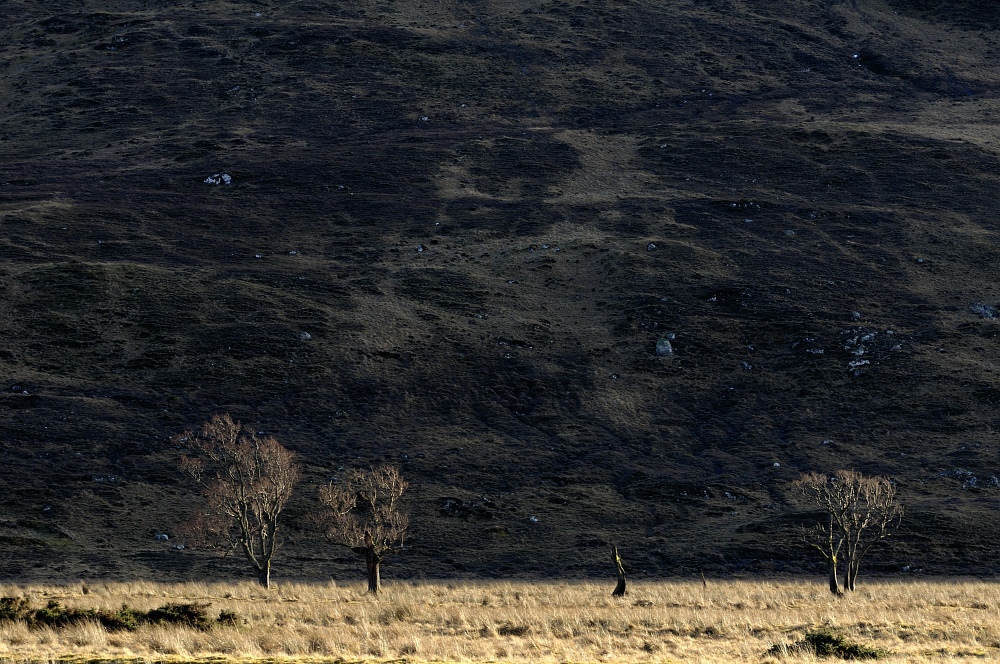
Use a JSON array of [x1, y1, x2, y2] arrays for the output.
[[0, 579, 997, 662]]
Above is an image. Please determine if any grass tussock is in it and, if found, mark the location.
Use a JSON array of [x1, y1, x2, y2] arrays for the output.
[[0, 579, 996, 662]]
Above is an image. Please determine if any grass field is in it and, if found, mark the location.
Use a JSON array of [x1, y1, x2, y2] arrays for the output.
[[0, 578, 996, 662]]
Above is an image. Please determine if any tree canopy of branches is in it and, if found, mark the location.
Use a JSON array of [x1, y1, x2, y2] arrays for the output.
[[793, 470, 902, 594], [178, 413, 300, 588], [319, 465, 408, 594]]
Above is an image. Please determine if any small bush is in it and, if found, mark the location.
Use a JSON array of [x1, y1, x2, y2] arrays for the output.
[[145, 603, 213, 630], [768, 628, 888, 660], [33, 600, 97, 628], [101, 605, 142, 631], [0, 597, 32, 623], [216, 609, 241, 626]]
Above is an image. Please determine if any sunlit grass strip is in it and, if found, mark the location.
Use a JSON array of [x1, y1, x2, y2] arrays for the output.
[[0, 579, 997, 662]]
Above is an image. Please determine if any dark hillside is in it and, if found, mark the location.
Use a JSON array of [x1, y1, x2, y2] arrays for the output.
[[2, 0, 1000, 582]]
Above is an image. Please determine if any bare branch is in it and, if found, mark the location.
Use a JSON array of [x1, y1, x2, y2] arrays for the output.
[[791, 469, 901, 593], [319, 465, 408, 594], [177, 413, 300, 588]]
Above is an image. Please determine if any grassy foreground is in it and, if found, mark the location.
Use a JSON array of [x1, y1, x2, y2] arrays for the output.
[[0, 579, 996, 663]]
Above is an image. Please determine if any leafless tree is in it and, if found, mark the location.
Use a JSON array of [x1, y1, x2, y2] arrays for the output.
[[318, 465, 408, 594], [177, 413, 300, 588], [839, 471, 902, 591], [793, 470, 902, 594]]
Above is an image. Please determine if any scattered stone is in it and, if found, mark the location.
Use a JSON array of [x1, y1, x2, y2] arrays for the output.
[[851, 311, 862, 320], [646, 242, 657, 251], [92, 475, 120, 483], [655, 338, 673, 357], [940, 468, 972, 479], [416, 244, 425, 252], [173, 544, 185, 550], [288, 250, 298, 256], [839, 327, 904, 374], [204, 173, 232, 185], [772, 462, 781, 468], [528, 516, 539, 523], [740, 361, 753, 371], [969, 303, 998, 319], [794, 336, 825, 355], [156, 533, 169, 541], [299, 331, 312, 340]]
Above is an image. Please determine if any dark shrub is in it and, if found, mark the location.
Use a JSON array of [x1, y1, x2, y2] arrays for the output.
[[145, 603, 213, 630], [767, 628, 888, 660], [0, 597, 226, 632], [216, 609, 241, 626], [0, 597, 32, 623]]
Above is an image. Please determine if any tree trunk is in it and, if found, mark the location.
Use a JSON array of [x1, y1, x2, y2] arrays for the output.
[[842, 548, 856, 592], [611, 545, 626, 597], [828, 556, 842, 596], [366, 549, 381, 595], [846, 559, 858, 591], [257, 560, 271, 589]]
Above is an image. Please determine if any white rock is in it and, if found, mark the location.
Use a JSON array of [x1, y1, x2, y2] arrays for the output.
[[204, 173, 232, 185]]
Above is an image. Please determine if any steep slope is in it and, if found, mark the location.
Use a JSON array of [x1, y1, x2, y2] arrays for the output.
[[1, 0, 1000, 582]]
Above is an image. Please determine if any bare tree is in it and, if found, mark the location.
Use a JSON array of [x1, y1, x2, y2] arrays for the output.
[[840, 471, 902, 591], [318, 465, 408, 594], [794, 472, 848, 595], [177, 413, 300, 588], [793, 470, 902, 594]]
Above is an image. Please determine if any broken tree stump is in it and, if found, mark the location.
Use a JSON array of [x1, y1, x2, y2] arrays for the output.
[[612, 545, 627, 596]]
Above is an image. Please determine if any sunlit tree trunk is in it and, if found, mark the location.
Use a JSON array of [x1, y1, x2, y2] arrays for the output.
[[828, 554, 842, 595], [612, 545, 626, 597], [257, 560, 271, 589]]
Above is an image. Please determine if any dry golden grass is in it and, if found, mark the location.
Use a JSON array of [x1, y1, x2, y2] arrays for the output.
[[0, 579, 997, 662]]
